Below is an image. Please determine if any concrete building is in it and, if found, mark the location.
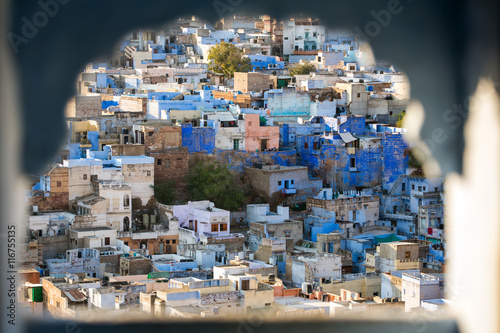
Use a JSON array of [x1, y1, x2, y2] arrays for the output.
[[282, 18, 325, 55], [285, 254, 342, 287], [30, 164, 70, 212], [168, 201, 230, 237], [248, 205, 303, 252], [377, 242, 419, 273], [65, 95, 102, 119], [28, 212, 75, 238], [245, 165, 323, 205], [234, 72, 275, 93], [307, 192, 380, 228], [316, 232, 341, 255], [418, 204, 445, 244], [203, 111, 246, 151], [45, 248, 101, 278], [64, 155, 154, 208], [254, 237, 292, 274], [213, 258, 277, 279], [142, 125, 189, 187], [264, 88, 312, 122], [401, 272, 445, 312], [380, 269, 420, 300], [68, 227, 117, 250], [244, 113, 279, 151], [41, 275, 100, 318], [119, 255, 152, 275]]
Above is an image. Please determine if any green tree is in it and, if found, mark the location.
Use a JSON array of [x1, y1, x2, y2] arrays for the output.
[[207, 42, 252, 78], [186, 161, 247, 211], [396, 111, 406, 128], [289, 62, 316, 76], [152, 181, 177, 205]]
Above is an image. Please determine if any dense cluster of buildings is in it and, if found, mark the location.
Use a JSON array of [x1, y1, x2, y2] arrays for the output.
[[18, 14, 447, 321]]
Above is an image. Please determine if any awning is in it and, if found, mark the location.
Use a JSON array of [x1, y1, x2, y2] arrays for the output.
[[339, 132, 358, 143], [357, 135, 382, 141], [217, 114, 236, 122], [374, 233, 401, 244], [64, 289, 86, 302]]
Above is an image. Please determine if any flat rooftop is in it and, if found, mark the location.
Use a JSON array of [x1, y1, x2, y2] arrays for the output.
[[70, 226, 114, 232]]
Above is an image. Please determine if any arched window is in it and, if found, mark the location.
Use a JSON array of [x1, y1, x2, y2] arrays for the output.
[[124, 216, 130, 231], [123, 194, 130, 208]]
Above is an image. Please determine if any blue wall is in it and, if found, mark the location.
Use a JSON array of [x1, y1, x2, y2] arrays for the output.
[[182, 124, 215, 153], [338, 116, 366, 135], [102, 100, 119, 110], [303, 215, 341, 242], [381, 134, 409, 188], [295, 133, 408, 190], [215, 149, 296, 174]]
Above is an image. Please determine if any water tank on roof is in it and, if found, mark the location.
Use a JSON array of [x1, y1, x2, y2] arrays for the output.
[[302, 282, 313, 294]]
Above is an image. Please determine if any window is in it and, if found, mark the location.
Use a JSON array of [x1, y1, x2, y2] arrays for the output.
[[350, 157, 356, 168], [402, 183, 406, 191], [105, 237, 110, 245], [83, 174, 87, 180], [147, 171, 151, 176], [172, 239, 176, 244], [220, 223, 228, 231], [405, 251, 411, 259], [157, 159, 162, 166], [412, 184, 415, 190], [284, 37, 288, 40], [123, 195, 130, 208], [357, 93, 361, 98], [418, 186, 422, 191], [304, 142, 308, 149], [313, 32, 317, 37], [57, 181, 61, 187], [211, 224, 218, 232], [305, 32, 309, 38], [165, 160, 170, 168], [278, 181, 282, 186], [423, 186, 426, 191], [233, 139, 239, 150]]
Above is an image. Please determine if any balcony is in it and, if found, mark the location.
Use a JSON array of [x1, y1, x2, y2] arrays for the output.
[[283, 188, 296, 194]]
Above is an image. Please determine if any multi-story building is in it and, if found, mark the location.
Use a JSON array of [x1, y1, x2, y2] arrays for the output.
[[376, 242, 419, 273], [401, 272, 445, 312], [282, 18, 326, 56]]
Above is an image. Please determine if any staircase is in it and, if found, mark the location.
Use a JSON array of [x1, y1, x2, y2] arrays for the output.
[[388, 175, 407, 196], [180, 213, 194, 228]]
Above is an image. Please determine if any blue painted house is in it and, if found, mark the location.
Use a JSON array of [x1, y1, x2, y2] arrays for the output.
[[181, 124, 215, 153]]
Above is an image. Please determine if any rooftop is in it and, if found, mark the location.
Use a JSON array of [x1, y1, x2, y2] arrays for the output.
[[70, 226, 114, 232]]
